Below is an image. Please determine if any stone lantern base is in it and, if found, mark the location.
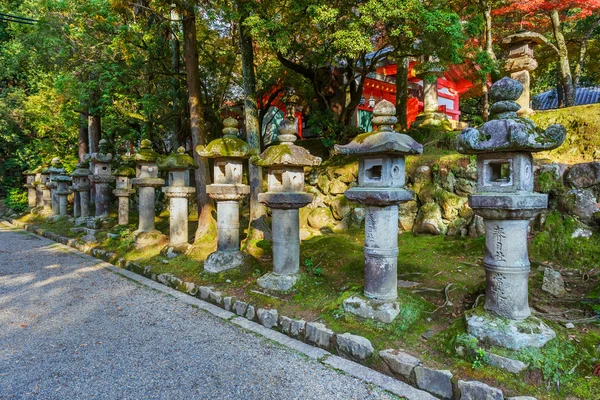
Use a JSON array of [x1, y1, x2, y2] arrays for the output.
[[342, 296, 400, 324], [257, 272, 299, 292], [204, 250, 251, 273], [465, 312, 556, 351]]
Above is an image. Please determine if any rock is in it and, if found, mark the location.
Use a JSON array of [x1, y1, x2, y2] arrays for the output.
[[204, 251, 250, 273], [305, 322, 334, 349], [245, 305, 256, 320], [489, 76, 523, 102], [336, 333, 374, 361], [469, 215, 486, 238], [208, 288, 222, 305], [565, 162, 600, 188], [571, 228, 592, 239], [184, 282, 198, 296], [257, 308, 278, 329], [290, 319, 306, 338], [421, 330, 435, 340], [447, 217, 469, 237], [413, 203, 447, 235], [559, 188, 599, 224], [466, 314, 556, 350], [233, 300, 248, 316], [438, 190, 464, 220], [279, 316, 292, 334], [413, 165, 433, 187], [379, 349, 421, 383], [329, 179, 348, 195], [564, 322, 575, 329], [490, 100, 520, 114], [397, 280, 419, 288], [414, 366, 453, 400], [307, 207, 335, 230], [199, 286, 212, 300], [352, 207, 365, 225], [438, 166, 456, 193], [343, 296, 400, 323], [223, 296, 234, 311], [542, 267, 567, 296], [317, 174, 331, 194], [455, 178, 477, 196], [330, 196, 352, 220], [458, 380, 503, 400], [333, 163, 358, 184], [256, 272, 298, 292], [487, 352, 528, 373], [398, 200, 418, 232]]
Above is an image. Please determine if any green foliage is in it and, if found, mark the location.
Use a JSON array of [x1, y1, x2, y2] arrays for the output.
[[515, 339, 579, 389], [4, 188, 28, 212], [303, 257, 324, 277], [531, 211, 600, 270]]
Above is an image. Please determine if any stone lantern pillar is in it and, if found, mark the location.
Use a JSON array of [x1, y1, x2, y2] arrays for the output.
[[31, 165, 45, 209], [197, 117, 251, 272], [90, 139, 115, 218], [47, 157, 65, 217], [158, 147, 198, 251], [55, 175, 72, 216], [251, 117, 322, 291], [69, 160, 92, 221], [412, 61, 450, 129], [132, 139, 166, 248], [22, 169, 37, 209], [112, 157, 136, 226], [456, 77, 566, 349], [502, 31, 544, 116], [335, 100, 423, 323], [39, 163, 52, 215]]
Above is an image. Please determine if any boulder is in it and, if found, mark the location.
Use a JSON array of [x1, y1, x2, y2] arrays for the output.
[[559, 188, 599, 224], [398, 200, 418, 232], [329, 179, 348, 195], [437, 190, 464, 220], [333, 163, 358, 184], [565, 162, 600, 188], [330, 196, 352, 220], [447, 217, 469, 237], [438, 166, 456, 193], [414, 203, 447, 235], [541, 267, 567, 296], [307, 207, 335, 230], [455, 178, 477, 196], [469, 215, 486, 238], [317, 174, 331, 194], [413, 165, 433, 186]]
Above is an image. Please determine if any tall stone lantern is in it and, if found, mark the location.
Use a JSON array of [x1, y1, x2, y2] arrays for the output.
[[90, 139, 115, 218], [158, 147, 198, 251], [47, 157, 65, 216], [456, 77, 566, 350], [31, 165, 45, 209], [132, 139, 166, 248], [70, 160, 92, 221], [502, 31, 544, 116], [412, 60, 450, 129], [112, 157, 137, 226], [39, 162, 52, 215], [251, 117, 322, 291], [22, 169, 37, 209], [55, 175, 72, 216], [197, 117, 251, 272], [335, 100, 423, 323]]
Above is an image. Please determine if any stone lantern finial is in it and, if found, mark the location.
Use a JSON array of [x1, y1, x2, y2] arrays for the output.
[[277, 117, 297, 145], [371, 100, 397, 131], [222, 117, 238, 138]]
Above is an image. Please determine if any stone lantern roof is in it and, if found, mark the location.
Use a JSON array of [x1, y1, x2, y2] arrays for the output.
[[251, 118, 321, 167], [55, 175, 72, 183], [30, 165, 44, 175], [48, 157, 65, 174], [112, 156, 137, 177], [70, 160, 91, 177], [197, 117, 251, 159], [91, 139, 113, 163], [501, 30, 545, 47], [335, 100, 423, 156], [133, 139, 160, 162], [158, 147, 198, 170], [455, 77, 566, 154]]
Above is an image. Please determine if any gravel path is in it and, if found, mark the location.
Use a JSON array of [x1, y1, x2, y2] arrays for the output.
[[0, 223, 397, 400]]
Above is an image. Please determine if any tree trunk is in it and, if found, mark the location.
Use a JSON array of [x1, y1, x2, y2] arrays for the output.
[[574, 17, 600, 86], [88, 114, 101, 153], [238, 0, 271, 251], [395, 56, 409, 130], [182, 6, 216, 243], [550, 9, 576, 107], [170, 10, 183, 150], [78, 112, 89, 161]]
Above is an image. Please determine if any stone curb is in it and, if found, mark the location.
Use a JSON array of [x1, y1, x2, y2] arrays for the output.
[[1, 219, 434, 400]]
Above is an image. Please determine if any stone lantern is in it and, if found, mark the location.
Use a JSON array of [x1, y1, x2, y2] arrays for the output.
[[55, 175, 72, 217], [335, 100, 423, 323], [22, 169, 37, 209], [70, 159, 92, 221], [39, 162, 52, 215], [131, 139, 166, 248], [47, 157, 65, 216], [412, 59, 450, 129], [197, 117, 250, 272], [158, 147, 198, 251], [112, 157, 136, 226], [502, 31, 545, 116], [31, 165, 45, 209], [90, 139, 115, 218], [456, 77, 566, 349], [251, 117, 321, 291]]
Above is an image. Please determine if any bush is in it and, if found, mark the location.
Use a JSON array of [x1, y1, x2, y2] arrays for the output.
[[4, 188, 28, 213]]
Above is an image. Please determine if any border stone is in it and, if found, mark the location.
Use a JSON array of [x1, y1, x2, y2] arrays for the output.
[[414, 366, 453, 400], [257, 308, 278, 329], [233, 300, 248, 316], [280, 316, 293, 334], [487, 352, 528, 374], [336, 333, 374, 361], [290, 319, 306, 338], [380, 349, 421, 383], [305, 322, 334, 349], [223, 296, 234, 312], [458, 380, 503, 400], [245, 305, 256, 320]]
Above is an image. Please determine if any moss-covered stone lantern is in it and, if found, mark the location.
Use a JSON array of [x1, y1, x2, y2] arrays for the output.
[[456, 77, 566, 349], [132, 139, 166, 248], [30, 165, 45, 209], [39, 161, 52, 215], [90, 139, 115, 218], [112, 156, 136, 226], [47, 157, 66, 216], [55, 174, 72, 216], [251, 117, 322, 291], [197, 117, 251, 272], [335, 100, 423, 323], [22, 169, 37, 209], [412, 60, 450, 130], [158, 147, 198, 251], [70, 159, 92, 221]]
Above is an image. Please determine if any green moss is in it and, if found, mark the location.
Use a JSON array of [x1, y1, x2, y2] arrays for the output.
[[536, 170, 565, 194]]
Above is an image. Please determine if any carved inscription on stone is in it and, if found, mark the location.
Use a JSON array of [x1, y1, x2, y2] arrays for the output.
[[493, 225, 507, 262]]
